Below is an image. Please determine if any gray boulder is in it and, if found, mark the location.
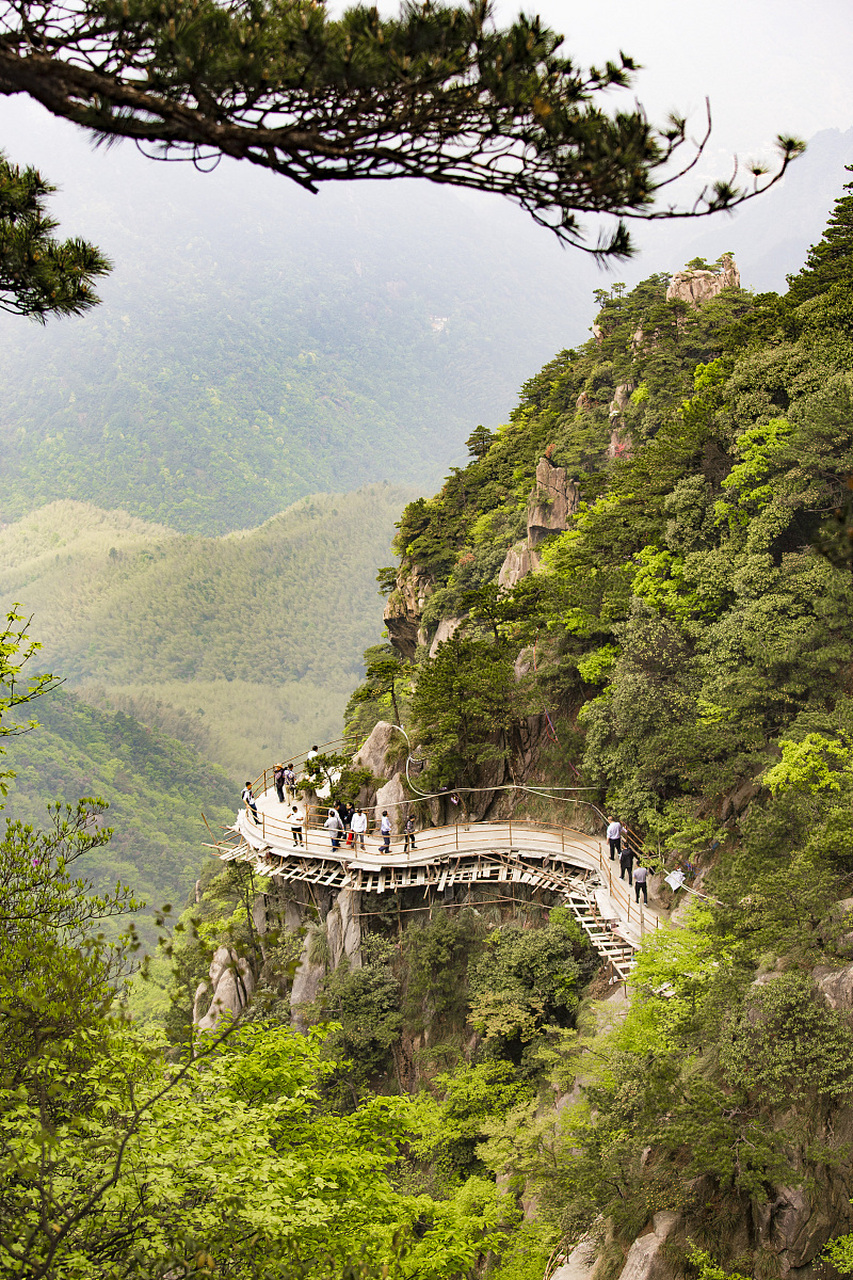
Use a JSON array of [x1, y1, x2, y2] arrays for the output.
[[196, 946, 255, 1032]]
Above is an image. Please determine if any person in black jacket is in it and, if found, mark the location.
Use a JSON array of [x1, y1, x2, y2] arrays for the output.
[[619, 839, 634, 886]]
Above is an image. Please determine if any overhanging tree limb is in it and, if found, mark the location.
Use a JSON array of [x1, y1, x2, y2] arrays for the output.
[[0, 0, 804, 259]]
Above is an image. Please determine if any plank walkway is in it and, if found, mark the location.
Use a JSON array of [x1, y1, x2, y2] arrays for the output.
[[212, 797, 663, 980]]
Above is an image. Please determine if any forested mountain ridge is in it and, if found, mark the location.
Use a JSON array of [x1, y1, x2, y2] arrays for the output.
[[330, 168, 853, 1276], [0, 169, 602, 536], [0, 485, 415, 779]]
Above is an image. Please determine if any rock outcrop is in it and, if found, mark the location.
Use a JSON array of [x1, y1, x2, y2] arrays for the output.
[[383, 565, 434, 659], [613, 1212, 680, 1280], [195, 946, 255, 1031], [353, 719, 403, 780], [375, 773, 409, 831], [666, 253, 740, 308], [498, 541, 532, 589], [326, 889, 362, 970], [607, 381, 634, 460], [498, 457, 580, 586], [527, 457, 580, 554], [429, 616, 464, 656], [289, 935, 326, 1031]]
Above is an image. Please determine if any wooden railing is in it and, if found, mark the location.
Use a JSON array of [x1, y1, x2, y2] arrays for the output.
[[234, 803, 661, 937]]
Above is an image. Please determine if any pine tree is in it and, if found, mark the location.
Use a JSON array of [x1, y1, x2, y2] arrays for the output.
[[0, 0, 802, 260], [787, 164, 853, 304], [0, 154, 111, 320]]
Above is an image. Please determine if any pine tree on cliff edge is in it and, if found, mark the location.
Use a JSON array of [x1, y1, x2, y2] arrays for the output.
[[787, 163, 853, 304]]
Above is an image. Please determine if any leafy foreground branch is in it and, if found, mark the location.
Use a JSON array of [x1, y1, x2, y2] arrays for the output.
[[0, 0, 802, 257], [0, 815, 516, 1277]]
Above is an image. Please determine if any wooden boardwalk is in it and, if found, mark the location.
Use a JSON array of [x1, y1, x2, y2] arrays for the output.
[[212, 795, 663, 980]]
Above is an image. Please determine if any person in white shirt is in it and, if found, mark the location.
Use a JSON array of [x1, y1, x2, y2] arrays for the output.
[[350, 808, 367, 851], [289, 804, 304, 847], [606, 817, 622, 861], [633, 861, 649, 905]]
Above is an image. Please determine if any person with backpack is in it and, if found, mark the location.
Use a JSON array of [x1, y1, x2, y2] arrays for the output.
[[241, 782, 259, 825], [404, 815, 416, 853], [380, 810, 391, 854], [324, 806, 345, 851], [274, 764, 286, 804]]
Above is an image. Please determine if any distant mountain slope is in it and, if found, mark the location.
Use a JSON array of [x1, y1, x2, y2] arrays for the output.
[[1, 687, 237, 945], [3, 102, 847, 537], [0, 486, 414, 775], [0, 116, 602, 534]]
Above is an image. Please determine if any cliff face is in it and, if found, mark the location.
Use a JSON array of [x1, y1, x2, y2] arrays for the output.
[[383, 563, 434, 659], [339, 227, 853, 1279]]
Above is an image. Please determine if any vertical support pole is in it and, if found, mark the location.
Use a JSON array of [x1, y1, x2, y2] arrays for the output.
[[640, 904, 644, 936], [455, 824, 459, 851], [508, 818, 512, 846], [561, 828, 565, 852]]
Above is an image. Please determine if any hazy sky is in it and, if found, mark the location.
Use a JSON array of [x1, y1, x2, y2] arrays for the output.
[[492, 0, 853, 164], [4, 0, 851, 219]]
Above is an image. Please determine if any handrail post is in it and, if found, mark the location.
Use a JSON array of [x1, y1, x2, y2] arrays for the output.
[[456, 823, 459, 851], [508, 818, 512, 845]]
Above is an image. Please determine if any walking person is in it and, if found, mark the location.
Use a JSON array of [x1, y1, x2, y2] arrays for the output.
[[289, 804, 304, 847], [284, 762, 296, 801], [274, 763, 286, 804], [380, 810, 391, 854], [620, 839, 634, 886], [634, 860, 649, 905], [241, 781, 260, 825], [324, 806, 345, 851], [404, 815, 416, 853], [350, 807, 367, 851], [606, 816, 622, 861]]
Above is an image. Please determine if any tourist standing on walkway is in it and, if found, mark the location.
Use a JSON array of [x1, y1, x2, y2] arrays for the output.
[[380, 810, 391, 854], [620, 839, 634, 885], [606, 817, 622, 861], [325, 807, 345, 851], [404, 815, 416, 853], [284, 763, 296, 800], [351, 808, 367, 850], [274, 764, 286, 804], [289, 804, 304, 847], [634, 861, 649, 904], [242, 782, 259, 825]]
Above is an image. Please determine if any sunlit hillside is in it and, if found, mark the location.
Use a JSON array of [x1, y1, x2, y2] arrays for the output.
[[0, 485, 414, 776]]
